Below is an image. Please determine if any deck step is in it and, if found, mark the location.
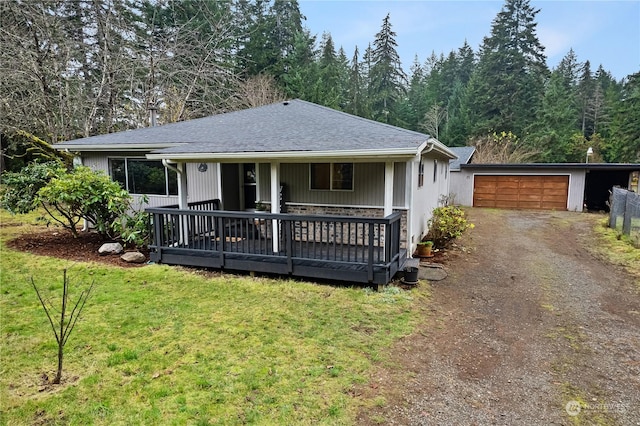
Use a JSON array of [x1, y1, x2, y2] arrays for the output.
[[403, 258, 420, 269]]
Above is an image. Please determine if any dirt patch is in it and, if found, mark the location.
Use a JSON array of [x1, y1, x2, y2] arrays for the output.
[[6, 230, 148, 268], [359, 209, 640, 425]]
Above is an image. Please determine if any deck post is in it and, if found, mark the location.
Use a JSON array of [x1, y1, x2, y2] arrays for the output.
[[270, 162, 280, 253]]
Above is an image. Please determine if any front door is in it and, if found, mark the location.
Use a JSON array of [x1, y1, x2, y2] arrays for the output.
[[221, 163, 256, 211]]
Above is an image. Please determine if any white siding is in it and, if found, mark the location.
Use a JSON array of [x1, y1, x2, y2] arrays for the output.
[[80, 153, 218, 208], [410, 155, 449, 250]]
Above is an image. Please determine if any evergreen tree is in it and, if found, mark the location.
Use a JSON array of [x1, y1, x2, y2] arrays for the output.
[[467, 0, 548, 137], [402, 56, 426, 130], [577, 60, 594, 136], [345, 46, 365, 116], [313, 32, 343, 108], [605, 72, 640, 162], [556, 48, 580, 90], [280, 29, 317, 99], [528, 71, 579, 161], [369, 14, 407, 124], [456, 40, 476, 85]]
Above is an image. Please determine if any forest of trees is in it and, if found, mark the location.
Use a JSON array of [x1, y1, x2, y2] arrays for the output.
[[1, 0, 638, 172]]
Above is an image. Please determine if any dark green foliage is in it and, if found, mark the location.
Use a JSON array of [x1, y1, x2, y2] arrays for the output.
[[369, 14, 407, 124], [0, 161, 66, 214], [528, 71, 580, 162], [37, 166, 132, 238], [605, 72, 640, 162], [467, 0, 548, 137], [111, 197, 151, 248]]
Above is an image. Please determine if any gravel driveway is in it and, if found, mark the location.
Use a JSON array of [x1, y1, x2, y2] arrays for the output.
[[358, 208, 640, 425]]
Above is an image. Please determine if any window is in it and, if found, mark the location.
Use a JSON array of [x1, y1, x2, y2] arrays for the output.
[[310, 163, 353, 191], [418, 158, 425, 187], [433, 159, 438, 182], [109, 158, 178, 196]]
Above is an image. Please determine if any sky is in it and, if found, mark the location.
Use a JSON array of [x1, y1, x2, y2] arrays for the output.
[[298, 0, 640, 81]]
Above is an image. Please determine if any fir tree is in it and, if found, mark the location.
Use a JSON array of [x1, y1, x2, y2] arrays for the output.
[[369, 14, 406, 124], [467, 0, 548, 137]]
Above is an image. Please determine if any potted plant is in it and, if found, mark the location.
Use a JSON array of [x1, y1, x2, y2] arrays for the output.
[[416, 240, 434, 257]]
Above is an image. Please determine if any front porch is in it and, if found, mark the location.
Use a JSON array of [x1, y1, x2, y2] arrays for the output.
[[147, 201, 407, 284]]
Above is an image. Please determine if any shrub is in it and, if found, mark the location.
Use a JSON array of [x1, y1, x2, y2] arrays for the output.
[[111, 196, 150, 248], [426, 206, 473, 247], [0, 161, 66, 214], [38, 166, 132, 238]]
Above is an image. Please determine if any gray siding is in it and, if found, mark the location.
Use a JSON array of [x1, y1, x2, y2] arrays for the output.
[[258, 162, 406, 208]]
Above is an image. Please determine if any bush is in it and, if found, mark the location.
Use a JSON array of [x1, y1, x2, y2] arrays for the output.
[[111, 196, 150, 248], [38, 166, 132, 238], [426, 206, 473, 247], [0, 161, 66, 214]]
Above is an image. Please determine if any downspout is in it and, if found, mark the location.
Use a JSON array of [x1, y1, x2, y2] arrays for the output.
[[408, 139, 435, 257], [162, 158, 181, 176], [163, 158, 188, 244]]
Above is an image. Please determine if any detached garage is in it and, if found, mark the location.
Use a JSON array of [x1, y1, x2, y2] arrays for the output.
[[449, 160, 640, 212], [473, 175, 569, 210]]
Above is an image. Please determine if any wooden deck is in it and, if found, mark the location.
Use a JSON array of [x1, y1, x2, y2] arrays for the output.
[[146, 203, 406, 284]]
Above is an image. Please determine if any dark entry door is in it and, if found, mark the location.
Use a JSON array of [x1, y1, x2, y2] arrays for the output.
[[221, 163, 256, 211]]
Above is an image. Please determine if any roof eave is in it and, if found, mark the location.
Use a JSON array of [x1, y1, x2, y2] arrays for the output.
[[53, 143, 181, 152], [146, 147, 422, 162], [427, 138, 458, 159]]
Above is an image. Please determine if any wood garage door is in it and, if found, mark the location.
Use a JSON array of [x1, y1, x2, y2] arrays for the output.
[[473, 175, 569, 210]]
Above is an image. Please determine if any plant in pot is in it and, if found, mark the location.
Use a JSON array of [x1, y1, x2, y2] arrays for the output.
[[416, 240, 434, 257]]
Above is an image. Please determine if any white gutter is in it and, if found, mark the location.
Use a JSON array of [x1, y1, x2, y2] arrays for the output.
[[161, 158, 181, 175], [146, 147, 422, 162]]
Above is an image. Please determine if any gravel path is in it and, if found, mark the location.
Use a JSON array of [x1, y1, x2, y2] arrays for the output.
[[358, 209, 640, 425]]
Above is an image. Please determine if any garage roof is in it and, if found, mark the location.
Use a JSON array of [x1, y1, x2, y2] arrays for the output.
[[460, 163, 640, 171]]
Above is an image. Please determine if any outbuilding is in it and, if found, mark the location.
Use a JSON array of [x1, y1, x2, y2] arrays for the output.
[[449, 147, 640, 211]]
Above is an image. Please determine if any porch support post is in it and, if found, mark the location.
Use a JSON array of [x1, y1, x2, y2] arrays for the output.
[[177, 162, 189, 245], [177, 162, 188, 210], [384, 161, 394, 216], [270, 162, 280, 253]]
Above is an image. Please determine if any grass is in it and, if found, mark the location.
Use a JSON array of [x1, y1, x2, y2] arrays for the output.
[[0, 210, 427, 425], [591, 217, 640, 286]]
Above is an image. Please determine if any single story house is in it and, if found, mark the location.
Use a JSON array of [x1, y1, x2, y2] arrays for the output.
[[449, 147, 640, 211], [55, 99, 456, 284]]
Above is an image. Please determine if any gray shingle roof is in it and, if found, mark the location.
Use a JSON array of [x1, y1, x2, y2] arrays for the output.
[[56, 100, 446, 156], [449, 146, 476, 170]]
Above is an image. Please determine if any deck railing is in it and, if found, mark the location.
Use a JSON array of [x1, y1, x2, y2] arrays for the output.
[[146, 205, 403, 283]]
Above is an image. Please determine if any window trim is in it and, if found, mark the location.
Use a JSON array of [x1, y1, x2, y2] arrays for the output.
[[418, 158, 425, 187], [309, 162, 354, 192], [109, 157, 178, 196]]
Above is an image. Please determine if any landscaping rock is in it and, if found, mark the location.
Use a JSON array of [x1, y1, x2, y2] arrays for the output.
[[98, 242, 123, 255], [120, 251, 146, 264], [418, 262, 447, 281]]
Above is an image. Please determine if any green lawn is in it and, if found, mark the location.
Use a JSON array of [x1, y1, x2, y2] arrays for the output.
[[0, 211, 426, 425]]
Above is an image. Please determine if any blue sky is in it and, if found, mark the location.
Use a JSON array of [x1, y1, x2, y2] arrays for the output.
[[298, 1, 640, 81]]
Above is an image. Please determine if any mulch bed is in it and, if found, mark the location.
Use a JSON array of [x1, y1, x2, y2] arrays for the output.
[[6, 230, 149, 268]]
